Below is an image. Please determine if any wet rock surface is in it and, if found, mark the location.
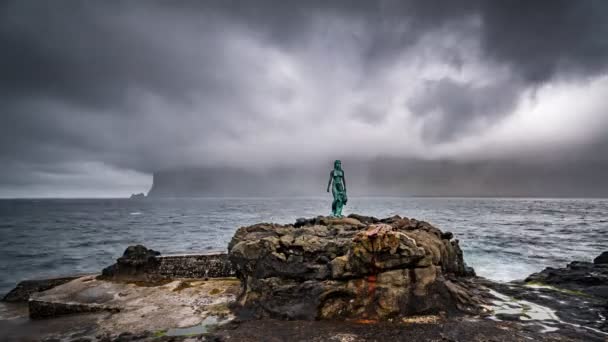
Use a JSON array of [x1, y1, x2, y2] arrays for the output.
[[210, 317, 580, 342], [2, 218, 607, 341], [525, 255, 608, 299], [2, 276, 80, 302], [228, 214, 481, 320], [20, 275, 240, 338], [476, 279, 606, 341]]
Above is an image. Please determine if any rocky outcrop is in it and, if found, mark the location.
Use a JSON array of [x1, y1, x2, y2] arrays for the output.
[[525, 251, 608, 299], [4, 222, 607, 341], [2, 276, 80, 302], [594, 251, 608, 265], [228, 214, 481, 320], [100, 245, 163, 282]]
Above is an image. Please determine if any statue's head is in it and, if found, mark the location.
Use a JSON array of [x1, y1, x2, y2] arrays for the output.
[[334, 160, 342, 170]]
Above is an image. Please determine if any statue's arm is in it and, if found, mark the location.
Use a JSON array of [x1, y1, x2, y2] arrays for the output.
[[327, 171, 333, 192], [343, 172, 346, 192]]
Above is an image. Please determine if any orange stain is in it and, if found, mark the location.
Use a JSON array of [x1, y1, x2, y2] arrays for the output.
[[353, 319, 377, 324]]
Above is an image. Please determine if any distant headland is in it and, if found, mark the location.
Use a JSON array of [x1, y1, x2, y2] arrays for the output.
[[146, 159, 608, 198]]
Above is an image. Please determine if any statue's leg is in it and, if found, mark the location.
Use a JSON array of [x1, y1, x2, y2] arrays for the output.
[[331, 199, 337, 216], [336, 199, 344, 217], [331, 187, 339, 217]]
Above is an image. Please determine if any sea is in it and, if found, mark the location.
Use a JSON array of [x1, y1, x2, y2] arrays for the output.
[[1, 197, 607, 296]]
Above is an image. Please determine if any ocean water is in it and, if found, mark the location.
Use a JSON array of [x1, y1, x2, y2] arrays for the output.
[[0, 197, 607, 296]]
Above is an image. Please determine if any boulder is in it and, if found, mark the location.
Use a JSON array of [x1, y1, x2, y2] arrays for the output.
[[100, 245, 163, 282], [594, 251, 608, 265], [228, 215, 479, 320]]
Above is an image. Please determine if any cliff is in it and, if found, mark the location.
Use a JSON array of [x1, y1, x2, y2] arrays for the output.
[[147, 158, 608, 197]]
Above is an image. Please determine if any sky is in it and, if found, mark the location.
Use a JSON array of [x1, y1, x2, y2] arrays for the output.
[[1, 0, 608, 197]]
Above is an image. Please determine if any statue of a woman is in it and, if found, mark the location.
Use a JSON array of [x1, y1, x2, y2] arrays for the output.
[[327, 160, 347, 217]]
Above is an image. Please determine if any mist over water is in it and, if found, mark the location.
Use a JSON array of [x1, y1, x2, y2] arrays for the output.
[[1, 197, 606, 295]]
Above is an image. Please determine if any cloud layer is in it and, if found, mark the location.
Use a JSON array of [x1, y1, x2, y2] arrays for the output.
[[1, 0, 607, 196]]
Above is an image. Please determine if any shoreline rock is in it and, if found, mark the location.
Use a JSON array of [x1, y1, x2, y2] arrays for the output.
[[2, 276, 81, 303], [525, 258, 608, 299], [2, 214, 607, 341], [228, 215, 482, 320], [100, 245, 163, 282]]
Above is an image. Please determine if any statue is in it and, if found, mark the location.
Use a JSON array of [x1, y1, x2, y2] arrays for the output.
[[327, 160, 347, 217]]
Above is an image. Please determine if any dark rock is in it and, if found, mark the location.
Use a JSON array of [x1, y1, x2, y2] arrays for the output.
[[228, 214, 480, 320], [464, 266, 476, 277], [129, 193, 146, 200], [2, 276, 79, 302], [157, 253, 236, 278], [29, 299, 120, 319], [294, 217, 309, 228], [494, 313, 524, 321], [293, 216, 334, 228], [347, 213, 380, 224], [100, 245, 163, 282], [525, 251, 608, 299], [441, 231, 454, 240], [379, 215, 402, 224], [594, 251, 608, 264], [476, 276, 608, 339]]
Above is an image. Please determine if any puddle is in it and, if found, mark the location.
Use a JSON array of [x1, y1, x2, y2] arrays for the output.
[[165, 315, 230, 336]]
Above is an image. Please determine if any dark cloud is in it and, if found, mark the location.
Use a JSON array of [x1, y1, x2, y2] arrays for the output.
[[408, 77, 521, 142], [0, 0, 607, 196], [479, 0, 608, 83]]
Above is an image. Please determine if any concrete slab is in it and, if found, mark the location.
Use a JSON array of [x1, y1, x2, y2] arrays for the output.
[[29, 275, 240, 335]]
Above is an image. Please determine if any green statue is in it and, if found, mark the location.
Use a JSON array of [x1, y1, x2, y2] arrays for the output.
[[327, 160, 347, 217]]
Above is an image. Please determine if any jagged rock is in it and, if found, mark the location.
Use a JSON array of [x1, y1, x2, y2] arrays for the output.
[[346, 213, 381, 224], [100, 245, 163, 282], [594, 251, 608, 264], [129, 193, 146, 200], [525, 252, 608, 299], [228, 214, 479, 320], [293, 216, 363, 228]]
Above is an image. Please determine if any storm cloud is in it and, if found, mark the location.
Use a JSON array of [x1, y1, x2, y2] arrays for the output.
[[1, 0, 607, 197]]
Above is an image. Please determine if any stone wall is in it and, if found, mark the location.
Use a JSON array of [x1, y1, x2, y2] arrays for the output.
[[157, 253, 236, 278], [100, 246, 236, 282]]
